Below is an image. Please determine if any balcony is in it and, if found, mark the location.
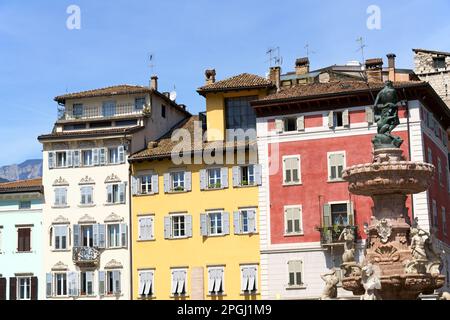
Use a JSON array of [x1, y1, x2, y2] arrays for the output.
[[72, 247, 100, 266], [58, 103, 147, 121], [316, 225, 358, 246]]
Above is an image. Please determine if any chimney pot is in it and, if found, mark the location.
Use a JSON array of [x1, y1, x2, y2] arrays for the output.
[[295, 57, 310, 76], [205, 69, 216, 85], [387, 53, 396, 81], [150, 75, 158, 91], [269, 66, 281, 91]]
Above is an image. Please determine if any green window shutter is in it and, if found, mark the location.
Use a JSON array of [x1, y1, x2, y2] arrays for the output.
[[365, 106, 374, 124], [343, 109, 350, 127], [297, 116, 305, 131], [323, 204, 331, 228]]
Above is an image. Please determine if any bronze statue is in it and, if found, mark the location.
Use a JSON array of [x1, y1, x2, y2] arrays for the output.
[[372, 81, 404, 149]]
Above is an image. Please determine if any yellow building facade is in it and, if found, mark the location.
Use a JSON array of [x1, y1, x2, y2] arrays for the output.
[[130, 72, 273, 300]]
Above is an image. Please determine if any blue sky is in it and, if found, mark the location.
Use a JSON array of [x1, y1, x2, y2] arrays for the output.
[[0, 0, 449, 166]]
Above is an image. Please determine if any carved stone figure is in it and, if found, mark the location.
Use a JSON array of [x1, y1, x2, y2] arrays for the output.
[[320, 269, 340, 300], [407, 226, 443, 275], [372, 81, 403, 149], [361, 264, 381, 300], [410, 228, 427, 261], [339, 227, 355, 263], [376, 219, 392, 244]]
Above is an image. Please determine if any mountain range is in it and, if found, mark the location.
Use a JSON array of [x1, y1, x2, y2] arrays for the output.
[[0, 159, 43, 182]]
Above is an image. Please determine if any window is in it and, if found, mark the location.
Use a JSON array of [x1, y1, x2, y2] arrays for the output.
[[442, 207, 447, 236], [234, 209, 257, 234], [328, 110, 349, 128], [208, 168, 222, 189], [172, 215, 186, 238], [107, 271, 121, 295], [19, 201, 31, 210], [284, 206, 303, 235], [55, 273, 67, 297], [288, 261, 303, 287], [107, 224, 121, 248], [432, 200, 438, 228], [208, 267, 224, 295], [241, 166, 255, 186], [328, 152, 346, 181], [283, 156, 301, 184], [438, 158, 443, 186], [54, 188, 67, 206], [102, 101, 116, 117], [73, 104, 83, 118], [80, 272, 94, 296], [140, 175, 152, 194], [434, 56, 446, 70], [225, 96, 258, 131], [233, 165, 262, 187], [171, 269, 187, 296], [284, 118, 297, 132], [138, 216, 154, 241], [56, 152, 68, 168], [82, 150, 93, 166], [428, 148, 433, 164], [17, 277, 31, 300], [138, 271, 154, 298], [81, 225, 94, 247], [106, 183, 126, 204], [17, 227, 31, 252], [80, 186, 93, 205], [161, 105, 166, 118], [54, 225, 68, 250], [109, 147, 119, 164], [240, 265, 258, 294], [171, 172, 185, 191], [208, 212, 223, 235], [135, 97, 146, 110], [334, 111, 343, 127]]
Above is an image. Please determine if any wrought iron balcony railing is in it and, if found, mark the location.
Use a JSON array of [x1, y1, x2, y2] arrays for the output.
[[58, 103, 144, 121], [72, 246, 100, 266], [316, 225, 358, 246]]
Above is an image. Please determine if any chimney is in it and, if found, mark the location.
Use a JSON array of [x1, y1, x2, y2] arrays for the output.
[[147, 141, 159, 149], [205, 69, 216, 85], [295, 57, 310, 76], [150, 75, 158, 91], [387, 53, 396, 82], [365, 58, 383, 82], [269, 66, 281, 91]]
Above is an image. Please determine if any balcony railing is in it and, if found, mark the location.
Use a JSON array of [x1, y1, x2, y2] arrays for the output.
[[72, 246, 100, 266], [58, 103, 144, 121], [317, 225, 358, 246]]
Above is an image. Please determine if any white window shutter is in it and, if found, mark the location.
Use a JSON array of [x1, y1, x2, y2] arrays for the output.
[[163, 173, 170, 193], [241, 268, 248, 292], [328, 111, 334, 128], [46, 273, 52, 297], [254, 164, 262, 186], [200, 170, 207, 190], [118, 146, 125, 164], [138, 272, 145, 296], [99, 148, 106, 165], [366, 106, 374, 124], [66, 150, 73, 167], [164, 216, 172, 239], [222, 212, 230, 235], [184, 172, 192, 192], [149, 217, 154, 239], [275, 119, 284, 133], [248, 210, 256, 233], [297, 116, 305, 131], [93, 224, 99, 247], [343, 109, 350, 127], [234, 211, 241, 234], [120, 224, 128, 248], [106, 185, 113, 203], [98, 271, 106, 296], [323, 204, 331, 228], [200, 214, 208, 236], [232, 166, 241, 187], [185, 215, 193, 238], [138, 218, 144, 240], [171, 271, 178, 295], [93, 148, 100, 166], [113, 270, 121, 294], [221, 168, 228, 188], [208, 270, 215, 293], [152, 174, 159, 194], [73, 150, 80, 167], [73, 224, 81, 247], [131, 176, 138, 196], [48, 152, 55, 169], [119, 183, 126, 204], [98, 224, 106, 248]]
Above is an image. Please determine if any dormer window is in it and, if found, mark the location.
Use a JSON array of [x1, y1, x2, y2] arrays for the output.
[[284, 118, 297, 132], [434, 57, 446, 70]]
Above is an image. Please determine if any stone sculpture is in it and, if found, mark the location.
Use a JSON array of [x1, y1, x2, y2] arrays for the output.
[[320, 269, 340, 300], [339, 227, 355, 263], [361, 264, 381, 300]]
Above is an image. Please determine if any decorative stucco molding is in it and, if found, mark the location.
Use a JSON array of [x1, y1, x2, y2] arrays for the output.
[[104, 212, 123, 223], [105, 259, 123, 270], [79, 176, 95, 185], [79, 214, 96, 224], [53, 177, 69, 186], [105, 173, 121, 184], [52, 261, 69, 271], [52, 215, 70, 225]]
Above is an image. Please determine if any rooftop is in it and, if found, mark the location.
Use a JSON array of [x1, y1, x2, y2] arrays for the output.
[[413, 48, 450, 56], [197, 73, 273, 95], [0, 178, 43, 194], [38, 126, 144, 141]]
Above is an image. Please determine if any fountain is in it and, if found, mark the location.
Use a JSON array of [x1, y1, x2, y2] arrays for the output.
[[340, 81, 445, 300]]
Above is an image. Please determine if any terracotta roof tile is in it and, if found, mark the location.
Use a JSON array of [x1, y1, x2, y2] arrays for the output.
[[38, 126, 143, 141], [55, 85, 152, 103], [130, 116, 254, 161], [0, 178, 43, 194], [197, 73, 273, 93]]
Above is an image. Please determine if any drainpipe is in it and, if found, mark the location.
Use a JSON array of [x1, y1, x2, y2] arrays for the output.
[[405, 96, 414, 224], [127, 146, 133, 300]]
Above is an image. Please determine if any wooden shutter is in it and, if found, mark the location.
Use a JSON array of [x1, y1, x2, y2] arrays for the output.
[[328, 111, 334, 128], [106, 184, 113, 203], [48, 152, 55, 169], [73, 224, 81, 247], [297, 116, 305, 131], [221, 168, 228, 188], [234, 212, 241, 234], [120, 224, 127, 248], [199, 169, 207, 190], [184, 172, 192, 192], [152, 174, 159, 194], [119, 183, 126, 203], [9, 277, 16, 300], [254, 164, 262, 186], [93, 224, 100, 247], [31, 277, 38, 300], [66, 150, 73, 167], [275, 119, 283, 133], [222, 212, 230, 235], [99, 148, 106, 165], [323, 204, 331, 228], [163, 173, 171, 193], [164, 216, 172, 239], [200, 214, 208, 236], [73, 150, 80, 167], [185, 215, 193, 238], [365, 106, 374, 124], [131, 176, 138, 196], [93, 148, 100, 165], [98, 224, 106, 248], [248, 210, 257, 233], [98, 271, 106, 296], [347, 202, 355, 226], [232, 167, 241, 187], [46, 273, 52, 297], [113, 271, 121, 294], [0, 278, 6, 300], [118, 146, 125, 164], [343, 109, 350, 127]]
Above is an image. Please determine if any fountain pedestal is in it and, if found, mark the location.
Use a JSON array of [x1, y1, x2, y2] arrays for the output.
[[341, 148, 445, 300]]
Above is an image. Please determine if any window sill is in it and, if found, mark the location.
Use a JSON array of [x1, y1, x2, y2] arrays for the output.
[[234, 184, 258, 189], [170, 294, 189, 299], [134, 193, 158, 197], [239, 292, 259, 296], [167, 190, 189, 194], [104, 203, 126, 207], [207, 293, 227, 297], [78, 204, 96, 208], [139, 295, 157, 300], [236, 231, 259, 236], [327, 179, 345, 183], [284, 233, 304, 237], [15, 251, 34, 254], [169, 236, 191, 240], [204, 233, 228, 238], [202, 187, 227, 192], [282, 182, 302, 187], [52, 249, 71, 253], [286, 285, 307, 291], [137, 239, 156, 243], [52, 205, 70, 209]]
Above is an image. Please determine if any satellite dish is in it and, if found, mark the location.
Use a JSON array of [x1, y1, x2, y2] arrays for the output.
[[169, 91, 177, 102]]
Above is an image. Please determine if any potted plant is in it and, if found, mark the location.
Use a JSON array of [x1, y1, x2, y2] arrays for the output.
[[174, 186, 184, 192]]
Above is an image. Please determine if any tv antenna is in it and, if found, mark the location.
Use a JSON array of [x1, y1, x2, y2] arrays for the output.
[[305, 43, 316, 59], [356, 37, 367, 65], [148, 52, 156, 75], [266, 47, 283, 67], [169, 85, 177, 102]]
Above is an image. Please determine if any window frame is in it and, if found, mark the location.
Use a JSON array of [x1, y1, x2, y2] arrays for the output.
[[207, 211, 224, 236], [283, 117, 297, 132], [138, 215, 154, 241], [54, 187, 68, 207], [17, 226, 32, 253], [207, 266, 225, 296], [80, 271, 95, 297], [17, 276, 32, 300], [170, 171, 185, 192], [240, 264, 258, 295], [282, 155, 301, 186], [54, 272, 68, 297], [225, 96, 258, 131], [55, 151, 68, 168], [53, 224, 68, 251], [171, 214, 187, 239], [19, 200, 32, 210], [107, 223, 121, 248], [80, 186, 94, 206], [82, 149, 94, 167], [170, 268, 187, 297], [207, 168, 222, 189], [106, 270, 121, 296], [327, 151, 346, 182], [240, 165, 255, 186], [138, 270, 155, 298], [140, 175, 153, 194], [284, 205, 303, 236], [287, 260, 304, 288], [108, 147, 120, 164], [135, 97, 146, 110]]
